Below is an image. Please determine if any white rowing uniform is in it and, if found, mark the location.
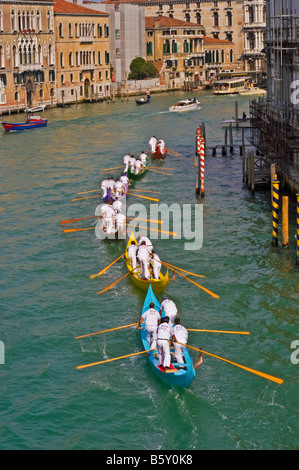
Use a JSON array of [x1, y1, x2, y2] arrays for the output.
[[100, 178, 110, 198], [113, 199, 122, 214], [115, 213, 126, 236], [141, 307, 161, 350], [157, 322, 171, 368], [138, 236, 153, 254], [151, 252, 161, 279], [140, 153, 148, 165], [123, 154, 131, 172], [149, 136, 157, 153], [137, 244, 150, 280], [160, 298, 178, 325], [100, 203, 115, 233], [158, 139, 165, 155], [120, 175, 129, 185], [135, 160, 143, 174], [172, 323, 188, 363], [114, 180, 125, 198], [127, 243, 138, 270]]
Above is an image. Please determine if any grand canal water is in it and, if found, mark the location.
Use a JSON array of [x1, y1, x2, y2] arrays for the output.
[[0, 91, 298, 451]]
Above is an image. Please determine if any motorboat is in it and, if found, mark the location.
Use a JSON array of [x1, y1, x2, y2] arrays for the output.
[[169, 99, 200, 113]]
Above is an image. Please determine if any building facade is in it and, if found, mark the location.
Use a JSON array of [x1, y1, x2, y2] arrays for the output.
[[54, 0, 111, 104], [145, 15, 205, 87], [242, 0, 266, 73], [249, 0, 299, 192], [0, 0, 56, 114]]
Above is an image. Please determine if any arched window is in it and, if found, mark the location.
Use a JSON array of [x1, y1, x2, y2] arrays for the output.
[[221, 49, 224, 62], [12, 45, 17, 67], [11, 10, 16, 31], [227, 11, 232, 27], [14, 91, 19, 102], [171, 40, 177, 53], [183, 40, 189, 53], [47, 11, 51, 30], [59, 22, 63, 37], [36, 10, 40, 31]]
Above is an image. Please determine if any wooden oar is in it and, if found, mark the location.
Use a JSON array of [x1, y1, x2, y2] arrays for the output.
[[96, 265, 140, 295], [101, 165, 124, 171], [146, 168, 173, 176], [77, 189, 101, 195], [161, 261, 206, 278], [64, 227, 94, 233], [187, 329, 250, 335], [61, 216, 162, 225], [166, 148, 182, 157], [149, 166, 176, 171], [127, 192, 159, 202], [127, 223, 177, 237], [176, 342, 283, 385], [71, 195, 99, 202], [75, 322, 138, 339], [166, 266, 219, 299], [77, 349, 151, 370], [127, 189, 160, 194], [90, 252, 125, 279]]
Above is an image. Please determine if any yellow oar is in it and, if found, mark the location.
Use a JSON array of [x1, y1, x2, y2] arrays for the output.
[[61, 216, 162, 226], [187, 329, 250, 335], [126, 189, 160, 194], [176, 342, 283, 385], [96, 265, 140, 295], [161, 261, 206, 278], [127, 223, 177, 237], [127, 192, 159, 202], [101, 165, 124, 171], [71, 195, 99, 202], [77, 349, 151, 370], [75, 322, 138, 339], [90, 252, 125, 279], [168, 266, 219, 299], [146, 168, 173, 176], [166, 148, 182, 157], [64, 227, 94, 233], [149, 166, 176, 171], [77, 189, 101, 195]]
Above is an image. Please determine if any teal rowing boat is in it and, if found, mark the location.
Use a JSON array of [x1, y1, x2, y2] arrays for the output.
[[140, 285, 196, 387]]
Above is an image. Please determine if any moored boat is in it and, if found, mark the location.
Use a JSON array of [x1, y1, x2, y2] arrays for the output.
[[26, 104, 47, 113], [169, 98, 200, 113], [140, 285, 196, 387], [2, 116, 48, 132], [125, 232, 169, 293]]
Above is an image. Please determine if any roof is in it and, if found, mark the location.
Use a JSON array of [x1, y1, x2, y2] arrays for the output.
[[145, 16, 203, 29], [54, 0, 108, 15]]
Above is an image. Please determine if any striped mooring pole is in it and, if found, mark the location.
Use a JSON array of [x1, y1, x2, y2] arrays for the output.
[[199, 136, 205, 198], [296, 194, 299, 264], [271, 177, 280, 246]]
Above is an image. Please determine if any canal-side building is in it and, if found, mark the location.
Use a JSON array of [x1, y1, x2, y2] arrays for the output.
[[0, 0, 56, 114], [249, 0, 299, 193], [242, 0, 266, 75], [145, 15, 205, 88], [98, 0, 246, 82], [53, 0, 111, 104]]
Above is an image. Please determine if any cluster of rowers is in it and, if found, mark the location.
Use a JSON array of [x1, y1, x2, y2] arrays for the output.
[[137, 294, 199, 373], [123, 151, 148, 175]]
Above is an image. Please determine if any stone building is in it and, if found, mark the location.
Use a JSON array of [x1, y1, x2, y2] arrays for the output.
[[0, 0, 56, 114], [53, 0, 111, 104], [145, 15, 205, 88], [242, 0, 266, 73]]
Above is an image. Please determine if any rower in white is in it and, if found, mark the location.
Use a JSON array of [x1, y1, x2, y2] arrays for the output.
[[150, 250, 161, 279], [171, 318, 188, 364], [159, 296, 178, 325], [99, 201, 115, 233], [149, 136, 157, 153], [137, 241, 150, 280], [123, 153, 131, 172], [138, 301, 161, 350], [127, 240, 138, 270]]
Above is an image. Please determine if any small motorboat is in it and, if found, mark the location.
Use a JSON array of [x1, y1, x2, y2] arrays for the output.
[[2, 116, 48, 132], [169, 98, 200, 113], [26, 104, 47, 113], [238, 87, 267, 96], [136, 95, 151, 105]]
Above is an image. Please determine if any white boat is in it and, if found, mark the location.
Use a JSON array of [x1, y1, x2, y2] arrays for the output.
[[26, 104, 46, 113], [169, 99, 200, 112], [238, 87, 267, 96], [221, 116, 251, 128]]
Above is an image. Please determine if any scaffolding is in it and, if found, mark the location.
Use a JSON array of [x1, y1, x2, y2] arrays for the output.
[[248, 8, 299, 192]]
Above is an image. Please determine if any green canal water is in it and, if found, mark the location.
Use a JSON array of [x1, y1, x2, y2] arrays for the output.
[[0, 91, 298, 451]]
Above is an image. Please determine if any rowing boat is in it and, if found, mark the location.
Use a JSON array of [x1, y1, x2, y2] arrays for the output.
[[140, 285, 196, 387], [125, 232, 169, 293], [2, 116, 48, 132], [151, 147, 167, 160], [127, 161, 148, 180]]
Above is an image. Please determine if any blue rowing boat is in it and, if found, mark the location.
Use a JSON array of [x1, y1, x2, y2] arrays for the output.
[[140, 285, 196, 387]]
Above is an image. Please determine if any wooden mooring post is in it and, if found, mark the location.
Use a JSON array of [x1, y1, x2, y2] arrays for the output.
[[296, 194, 299, 264]]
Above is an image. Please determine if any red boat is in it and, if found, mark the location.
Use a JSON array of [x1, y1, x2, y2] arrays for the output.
[[151, 147, 167, 159], [2, 116, 48, 132]]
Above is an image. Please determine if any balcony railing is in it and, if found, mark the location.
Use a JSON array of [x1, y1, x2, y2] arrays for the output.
[[19, 63, 43, 72], [80, 64, 95, 71], [79, 36, 94, 43]]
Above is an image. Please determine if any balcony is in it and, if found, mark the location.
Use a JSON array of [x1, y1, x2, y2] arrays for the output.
[[79, 36, 94, 44], [19, 63, 43, 72], [80, 64, 95, 71]]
